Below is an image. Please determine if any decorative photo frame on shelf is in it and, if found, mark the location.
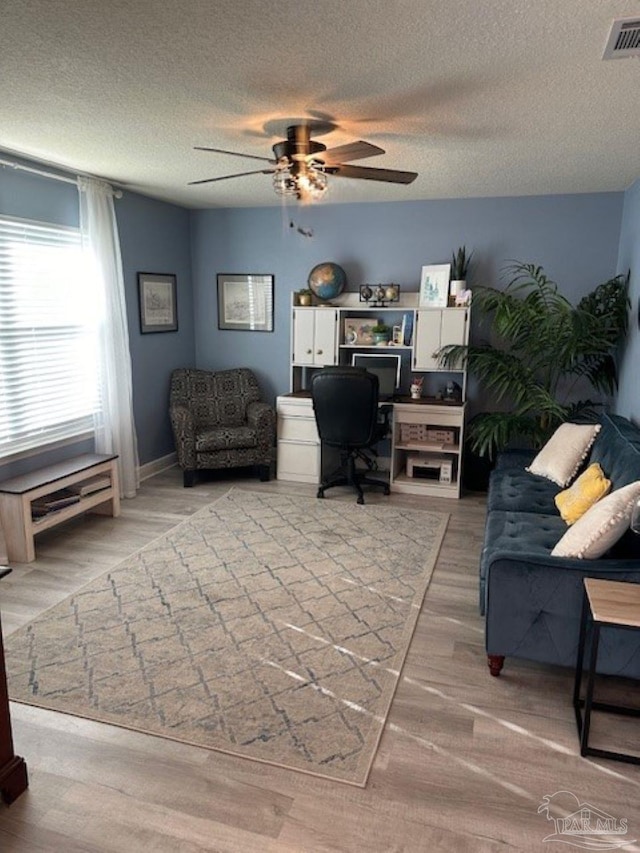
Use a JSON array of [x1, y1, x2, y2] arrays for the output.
[[344, 317, 375, 345], [419, 264, 450, 308], [138, 272, 178, 334], [217, 273, 274, 332]]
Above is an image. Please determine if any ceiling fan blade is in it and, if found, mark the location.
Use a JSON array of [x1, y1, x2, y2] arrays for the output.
[[194, 146, 275, 164], [331, 164, 418, 184], [188, 169, 274, 186], [320, 141, 385, 165]]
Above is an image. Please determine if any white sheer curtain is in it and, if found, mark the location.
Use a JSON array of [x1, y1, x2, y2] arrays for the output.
[[78, 177, 139, 498]]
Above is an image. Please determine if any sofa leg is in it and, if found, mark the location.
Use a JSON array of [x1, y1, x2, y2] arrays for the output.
[[258, 465, 270, 482], [183, 470, 196, 488], [487, 655, 505, 677]]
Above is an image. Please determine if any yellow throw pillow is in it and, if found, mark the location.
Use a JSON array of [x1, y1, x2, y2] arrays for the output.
[[554, 462, 611, 525]]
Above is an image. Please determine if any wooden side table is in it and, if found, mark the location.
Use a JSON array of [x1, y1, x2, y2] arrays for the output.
[[0, 567, 28, 803], [573, 577, 640, 764]]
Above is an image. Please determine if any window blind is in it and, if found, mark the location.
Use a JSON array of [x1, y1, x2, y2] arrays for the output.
[[0, 215, 100, 458]]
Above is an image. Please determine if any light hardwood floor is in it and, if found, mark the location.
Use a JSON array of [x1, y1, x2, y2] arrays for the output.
[[1, 468, 639, 852]]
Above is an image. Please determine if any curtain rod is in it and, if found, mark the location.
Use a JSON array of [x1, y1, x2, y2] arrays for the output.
[[0, 157, 123, 197]]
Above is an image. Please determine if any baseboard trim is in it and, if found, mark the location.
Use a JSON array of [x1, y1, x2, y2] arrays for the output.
[[139, 453, 177, 482]]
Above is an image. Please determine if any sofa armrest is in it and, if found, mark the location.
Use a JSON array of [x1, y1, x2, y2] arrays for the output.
[[170, 404, 197, 468], [247, 401, 276, 447]]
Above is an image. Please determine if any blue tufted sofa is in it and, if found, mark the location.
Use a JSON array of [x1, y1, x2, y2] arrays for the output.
[[481, 412, 640, 677]]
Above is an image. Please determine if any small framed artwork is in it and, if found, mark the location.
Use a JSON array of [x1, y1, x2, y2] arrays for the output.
[[138, 272, 178, 333], [217, 274, 274, 332], [344, 317, 375, 345], [419, 264, 451, 308]]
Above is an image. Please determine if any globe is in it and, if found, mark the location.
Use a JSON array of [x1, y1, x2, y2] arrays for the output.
[[307, 262, 347, 302]]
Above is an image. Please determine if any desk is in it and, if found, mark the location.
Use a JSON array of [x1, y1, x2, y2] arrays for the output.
[[276, 393, 465, 498], [573, 578, 640, 764]]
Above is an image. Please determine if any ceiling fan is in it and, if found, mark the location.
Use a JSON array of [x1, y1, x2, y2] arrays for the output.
[[189, 124, 418, 201]]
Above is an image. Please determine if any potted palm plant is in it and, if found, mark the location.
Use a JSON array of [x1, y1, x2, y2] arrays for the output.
[[437, 261, 630, 459]]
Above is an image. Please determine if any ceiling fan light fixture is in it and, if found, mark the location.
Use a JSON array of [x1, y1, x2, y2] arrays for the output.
[[272, 165, 296, 196], [272, 161, 328, 201], [193, 123, 416, 196], [299, 163, 328, 200]]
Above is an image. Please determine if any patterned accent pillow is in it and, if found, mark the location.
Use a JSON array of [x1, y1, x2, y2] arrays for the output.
[[551, 481, 640, 559], [526, 423, 601, 487], [554, 462, 611, 525]]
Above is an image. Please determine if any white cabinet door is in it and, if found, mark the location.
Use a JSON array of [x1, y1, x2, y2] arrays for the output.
[[414, 309, 467, 370], [313, 309, 337, 365], [293, 310, 316, 365], [293, 309, 337, 366], [441, 309, 467, 348], [414, 310, 442, 370]]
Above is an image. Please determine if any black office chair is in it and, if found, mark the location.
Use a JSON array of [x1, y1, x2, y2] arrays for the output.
[[311, 366, 391, 504]]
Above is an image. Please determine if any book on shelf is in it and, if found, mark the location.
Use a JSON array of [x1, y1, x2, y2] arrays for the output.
[[68, 475, 111, 497], [31, 488, 81, 518], [401, 312, 413, 346]]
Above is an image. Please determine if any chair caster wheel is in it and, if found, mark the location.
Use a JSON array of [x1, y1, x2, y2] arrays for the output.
[[317, 489, 325, 499], [383, 485, 390, 495], [357, 496, 364, 505]]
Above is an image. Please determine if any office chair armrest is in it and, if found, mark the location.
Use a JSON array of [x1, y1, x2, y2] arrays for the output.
[[377, 404, 393, 437]]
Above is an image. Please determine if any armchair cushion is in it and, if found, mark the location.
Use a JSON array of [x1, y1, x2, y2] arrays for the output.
[[196, 426, 258, 452]]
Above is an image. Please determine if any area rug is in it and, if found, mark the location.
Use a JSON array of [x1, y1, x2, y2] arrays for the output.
[[5, 488, 448, 786]]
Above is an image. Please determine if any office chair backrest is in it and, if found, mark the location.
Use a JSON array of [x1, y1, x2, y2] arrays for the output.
[[311, 367, 379, 448]]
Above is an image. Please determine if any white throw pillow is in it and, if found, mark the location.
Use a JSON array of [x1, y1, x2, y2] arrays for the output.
[[551, 481, 640, 559], [526, 423, 601, 487]]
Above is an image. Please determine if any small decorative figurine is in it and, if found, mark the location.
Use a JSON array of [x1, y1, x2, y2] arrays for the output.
[[410, 376, 424, 400]]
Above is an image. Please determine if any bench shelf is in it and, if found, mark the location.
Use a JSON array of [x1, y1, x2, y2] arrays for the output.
[[0, 454, 120, 563]]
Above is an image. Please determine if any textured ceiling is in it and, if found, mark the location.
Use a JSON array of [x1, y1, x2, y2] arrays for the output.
[[1, 0, 639, 208]]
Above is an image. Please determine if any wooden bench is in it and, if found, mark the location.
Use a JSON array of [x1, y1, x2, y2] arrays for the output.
[[0, 454, 120, 563]]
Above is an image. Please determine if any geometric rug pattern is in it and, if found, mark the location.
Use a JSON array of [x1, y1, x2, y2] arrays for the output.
[[5, 489, 448, 786]]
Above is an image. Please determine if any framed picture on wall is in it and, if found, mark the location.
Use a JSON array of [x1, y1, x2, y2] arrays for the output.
[[217, 274, 274, 332], [419, 264, 451, 308], [138, 272, 178, 333]]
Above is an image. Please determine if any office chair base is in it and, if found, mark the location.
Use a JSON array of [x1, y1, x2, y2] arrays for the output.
[[317, 461, 390, 505]]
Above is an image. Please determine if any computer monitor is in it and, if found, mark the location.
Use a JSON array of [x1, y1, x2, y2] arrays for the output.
[[351, 353, 402, 400]]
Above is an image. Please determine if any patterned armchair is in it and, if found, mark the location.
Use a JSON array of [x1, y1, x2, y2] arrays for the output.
[[169, 368, 275, 487]]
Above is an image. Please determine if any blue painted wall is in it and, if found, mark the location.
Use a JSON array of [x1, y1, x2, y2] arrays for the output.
[[615, 179, 640, 425], [191, 193, 624, 402], [0, 159, 194, 478], [117, 192, 195, 465]]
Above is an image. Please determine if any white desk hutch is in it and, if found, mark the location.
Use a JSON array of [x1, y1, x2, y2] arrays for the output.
[[276, 292, 470, 499]]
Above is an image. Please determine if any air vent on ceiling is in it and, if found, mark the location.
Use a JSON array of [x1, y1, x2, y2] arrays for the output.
[[603, 16, 640, 59]]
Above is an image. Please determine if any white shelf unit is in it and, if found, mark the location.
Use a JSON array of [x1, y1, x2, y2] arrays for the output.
[[283, 292, 470, 498], [289, 292, 469, 398], [391, 402, 466, 498]]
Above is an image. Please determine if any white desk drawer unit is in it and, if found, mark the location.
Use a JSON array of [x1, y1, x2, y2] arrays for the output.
[[276, 395, 320, 483]]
